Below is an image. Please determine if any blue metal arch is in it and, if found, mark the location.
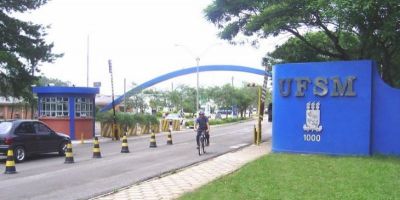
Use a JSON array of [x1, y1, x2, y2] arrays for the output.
[[100, 65, 269, 112]]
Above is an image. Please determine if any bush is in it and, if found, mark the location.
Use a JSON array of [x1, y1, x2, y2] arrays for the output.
[[185, 117, 247, 126], [96, 111, 159, 126], [209, 117, 246, 125], [185, 120, 194, 127], [96, 111, 114, 123]]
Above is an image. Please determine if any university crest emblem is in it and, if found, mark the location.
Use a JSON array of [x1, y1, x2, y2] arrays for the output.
[[303, 102, 323, 132]]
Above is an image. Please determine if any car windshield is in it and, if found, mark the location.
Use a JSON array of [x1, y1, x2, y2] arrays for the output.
[[0, 122, 13, 134]]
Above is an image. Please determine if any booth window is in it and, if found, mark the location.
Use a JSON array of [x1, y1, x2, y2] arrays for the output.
[[40, 97, 69, 117], [75, 97, 93, 117]]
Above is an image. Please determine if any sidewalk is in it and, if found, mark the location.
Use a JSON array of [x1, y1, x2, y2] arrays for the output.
[[93, 141, 271, 200]]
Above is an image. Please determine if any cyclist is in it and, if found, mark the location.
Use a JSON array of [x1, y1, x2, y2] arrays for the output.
[[194, 111, 210, 149]]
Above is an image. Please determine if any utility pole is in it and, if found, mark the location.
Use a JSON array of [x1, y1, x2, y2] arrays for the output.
[[108, 60, 119, 140], [124, 78, 126, 112], [257, 86, 262, 145], [257, 65, 269, 145], [30, 60, 36, 119], [174, 43, 221, 113], [231, 76, 234, 118], [196, 57, 200, 112], [86, 35, 90, 87]]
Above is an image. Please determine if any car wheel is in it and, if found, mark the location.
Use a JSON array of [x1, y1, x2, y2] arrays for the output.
[[14, 146, 26, 163], [58, 141, 68, 156]]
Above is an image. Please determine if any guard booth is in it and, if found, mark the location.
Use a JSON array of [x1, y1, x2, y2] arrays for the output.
[[33, 86, 99, 140]]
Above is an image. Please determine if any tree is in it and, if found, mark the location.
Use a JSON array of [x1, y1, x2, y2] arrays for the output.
[[130, 93, 147, 113], [204, 0, 400, 86], [234, 87, 257, 118], [212, 84, 235, 118], [143, 89, 168, 114], [266, 31, 357, 64], [167, 89, 182, 112], [125, 82, 147, 113], [1, 1, 61, 98], [179, 85, 196, 115], [1, 1, 61, 118], [37, 76, 71, 86]]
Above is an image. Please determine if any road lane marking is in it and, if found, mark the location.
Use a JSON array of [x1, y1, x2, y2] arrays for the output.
[[229, 143, 249, 149]]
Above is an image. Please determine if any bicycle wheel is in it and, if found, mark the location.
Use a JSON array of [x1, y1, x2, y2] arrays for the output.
[[201, 135, 205, 155], [198, 144, 201, 155], [198, 137, 201, 155]]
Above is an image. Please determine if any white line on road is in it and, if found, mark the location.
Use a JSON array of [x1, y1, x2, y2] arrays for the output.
[[229, 143, 249, 149]]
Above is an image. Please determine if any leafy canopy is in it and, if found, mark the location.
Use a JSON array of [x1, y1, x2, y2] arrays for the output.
[[204, 0, 400, 86], [0, 0, 61, 98]]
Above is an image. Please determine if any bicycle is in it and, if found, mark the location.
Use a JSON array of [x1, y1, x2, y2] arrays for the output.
[[198, 130, 207, 156]]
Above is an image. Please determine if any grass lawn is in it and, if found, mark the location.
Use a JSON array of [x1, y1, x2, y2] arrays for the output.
[[180, 153, 400, 200]]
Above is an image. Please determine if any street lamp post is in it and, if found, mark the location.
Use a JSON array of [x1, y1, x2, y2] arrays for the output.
[[86, 35, 90, 87], [196, 57, 200, 112], [175, 43, 221, 113]]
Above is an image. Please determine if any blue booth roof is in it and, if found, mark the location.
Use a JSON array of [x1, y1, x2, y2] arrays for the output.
[[33, 86, 99, 95]]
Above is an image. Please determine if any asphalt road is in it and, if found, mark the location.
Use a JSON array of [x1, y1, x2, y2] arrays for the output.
[[0, 120, 271, 200]]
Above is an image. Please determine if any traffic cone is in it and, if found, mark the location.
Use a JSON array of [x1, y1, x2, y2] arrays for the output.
[[92, 137, 102, 158], [166, 129, 173, 145], [64, 141, 74, 164], [4, 148, 16, 174], [121, 134, 130, 153], [149, 128, 157, 148]]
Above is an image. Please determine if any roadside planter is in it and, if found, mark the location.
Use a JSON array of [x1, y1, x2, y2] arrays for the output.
[[97, 112, 160, 137], [160, 119, 181, 131]]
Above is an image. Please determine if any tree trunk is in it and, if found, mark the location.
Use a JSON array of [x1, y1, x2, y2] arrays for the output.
[[24, 104, 28, 119], [31, 103, 34, 119], [10, 105, 14, 119]]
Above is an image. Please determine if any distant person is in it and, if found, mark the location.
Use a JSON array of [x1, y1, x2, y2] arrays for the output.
[[268, 103, 272, 122], [194, 111, 210, 149]]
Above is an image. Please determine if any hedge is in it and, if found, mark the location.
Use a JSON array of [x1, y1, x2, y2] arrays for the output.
[[185, 117, 247, 127], [96, 111, 159, 127]]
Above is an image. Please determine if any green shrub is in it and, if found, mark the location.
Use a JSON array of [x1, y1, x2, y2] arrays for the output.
[[209, 117, 247, 125], [185, 120, 194, 127], [96, 112, 159, 126], [185, 117, 247, 126], [143, 114, 158, 125], [96, 111, 114, 123]]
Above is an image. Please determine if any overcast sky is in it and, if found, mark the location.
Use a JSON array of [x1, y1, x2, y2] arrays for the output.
[[23, 0, 288, 95]]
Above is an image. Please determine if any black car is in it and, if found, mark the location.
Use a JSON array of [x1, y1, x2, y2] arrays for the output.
[[0, 120, 70, 162]]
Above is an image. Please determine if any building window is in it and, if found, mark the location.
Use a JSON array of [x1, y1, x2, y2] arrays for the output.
[[40, 97, 69, 117], [75, 97, 93, 117]]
